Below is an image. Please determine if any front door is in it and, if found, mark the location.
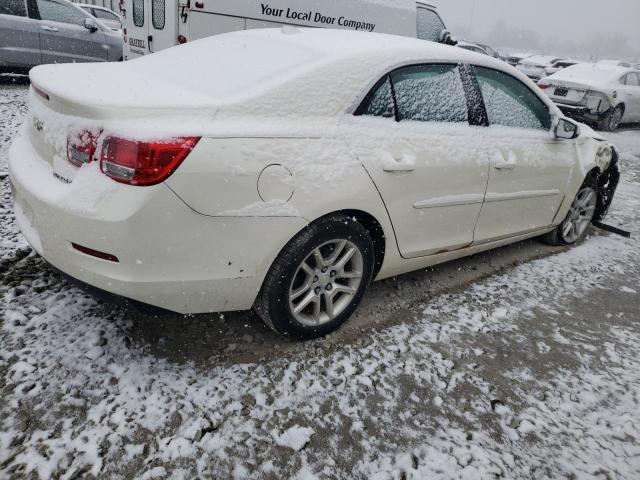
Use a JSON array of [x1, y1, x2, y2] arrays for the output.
[[471, 66, 575, 243], [35, 0, 108, 64], [346, 64, 490, 258]]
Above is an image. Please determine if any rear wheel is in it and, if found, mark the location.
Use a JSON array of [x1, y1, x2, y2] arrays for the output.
[[542, 184, 598, 246], [254, 215, 375, 340], [599, 105, 624, 132]]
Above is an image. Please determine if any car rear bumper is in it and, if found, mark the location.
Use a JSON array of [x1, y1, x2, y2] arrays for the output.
[[555, 103, 605, 123], [8, 132, 307, 314]]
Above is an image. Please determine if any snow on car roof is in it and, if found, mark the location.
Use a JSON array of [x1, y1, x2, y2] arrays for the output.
[[521, 55, 564, 65]]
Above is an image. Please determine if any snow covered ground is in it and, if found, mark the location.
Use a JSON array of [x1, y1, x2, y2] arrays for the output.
[[1, 80, 639, 479]]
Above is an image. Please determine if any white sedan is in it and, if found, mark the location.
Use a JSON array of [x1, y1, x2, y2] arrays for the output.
[[9, 28, 620, 339], [539, 64, 640, 131]]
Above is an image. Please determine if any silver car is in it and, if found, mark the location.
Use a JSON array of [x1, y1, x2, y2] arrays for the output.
[[0, 0, 123, 74]]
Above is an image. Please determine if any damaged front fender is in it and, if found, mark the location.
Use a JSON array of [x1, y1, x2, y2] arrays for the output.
[[593, 147, 620, 222]]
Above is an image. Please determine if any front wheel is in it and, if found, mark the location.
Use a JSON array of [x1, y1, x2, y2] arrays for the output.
[[254, 215, 375, 340], [542, 185, 598, 246]]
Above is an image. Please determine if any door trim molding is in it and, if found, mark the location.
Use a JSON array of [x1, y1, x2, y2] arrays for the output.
[[413, 194, 485, 209], [484, 189, 561, 203]]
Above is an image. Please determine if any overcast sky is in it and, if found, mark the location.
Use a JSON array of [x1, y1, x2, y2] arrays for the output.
[[432, 0, 640, 59]]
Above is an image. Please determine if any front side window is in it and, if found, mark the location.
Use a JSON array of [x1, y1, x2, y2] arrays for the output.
[[0, 0, 27, 17], [356, 76, 395, 118], [133, 0, 144, 27], [391, 64, 468, 123], [36, 0, 86, 26], [474, 66, 551, 130], [152, 0, 164, 29], [93, 8, 119, 21], [416, 8, 445, 42]]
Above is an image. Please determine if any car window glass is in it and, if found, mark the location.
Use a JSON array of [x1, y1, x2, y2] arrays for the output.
[[94, 9, 118, 21], [36, 0, 86, 26], [626, 73, 640, 86], [356, 76, 395, 119], [416, 8, 444, 42], [133, 0, 144, 27], [152, 0, 165, 29], [474, 66, 550, 130], [0, 0, 27, 16], [391, 64, 468, 123]]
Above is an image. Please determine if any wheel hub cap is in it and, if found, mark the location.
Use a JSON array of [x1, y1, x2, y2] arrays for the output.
[[288, 239, 364, 327]]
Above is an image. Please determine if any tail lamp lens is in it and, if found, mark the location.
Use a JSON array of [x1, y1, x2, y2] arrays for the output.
[[537, 82, 551, 90], [100, 136, 200, 186], [67, 130, 100, 167]]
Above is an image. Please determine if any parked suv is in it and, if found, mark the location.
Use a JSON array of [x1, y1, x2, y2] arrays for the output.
[[0, 0, 123, 74]]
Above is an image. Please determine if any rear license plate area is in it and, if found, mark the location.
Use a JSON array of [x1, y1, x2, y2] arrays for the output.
[[554, 87, 569, 97]]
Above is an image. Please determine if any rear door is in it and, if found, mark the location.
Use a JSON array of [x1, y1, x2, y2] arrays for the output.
[[125, 0, 149, 58], [148, 0, 175, 53], [0, 0, 41, 70], [347, 64, 490, 258], [471, 66, 575, 243], [35, 0, 108, 64]]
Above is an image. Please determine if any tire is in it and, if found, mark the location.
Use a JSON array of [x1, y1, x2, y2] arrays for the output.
[[598, 105, 624, 132], [254, 214, 375, 340], [542, 181, 598, 246]]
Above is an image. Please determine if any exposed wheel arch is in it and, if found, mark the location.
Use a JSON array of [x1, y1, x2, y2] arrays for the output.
[[335, 209, 386, 278]]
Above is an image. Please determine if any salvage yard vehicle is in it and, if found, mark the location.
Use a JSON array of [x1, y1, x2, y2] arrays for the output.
[[9, 28, 619, 339], [539, 64, 640, 131], [121, 0, 454, 59], [544, 59, 583, 77], [517, 55, 566, 81], [0, 0, 123, 74]]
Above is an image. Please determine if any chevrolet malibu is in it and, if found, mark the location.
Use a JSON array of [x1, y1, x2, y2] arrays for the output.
[[9, 28, 620, 339]]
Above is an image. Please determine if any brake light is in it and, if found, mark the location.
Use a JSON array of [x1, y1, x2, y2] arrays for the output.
[[67, 130, 99, 167], [100, 136, 200, 186], [537, 81, 551, 90]]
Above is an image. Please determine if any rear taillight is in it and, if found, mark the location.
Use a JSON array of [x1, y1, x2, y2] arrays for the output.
[[537, 81, 551, 90], [32, 85, 49, 101], [67, 130, 100, 167], [100, 136, 200, 186]]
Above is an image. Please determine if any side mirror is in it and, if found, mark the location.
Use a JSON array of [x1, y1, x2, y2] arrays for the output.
[[84, 17, 98, 33], [439, 29, 457, 46], [555, 118, 579, 140]]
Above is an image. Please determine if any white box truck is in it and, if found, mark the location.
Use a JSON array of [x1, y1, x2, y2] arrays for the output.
[[119, 0, 454, 60]]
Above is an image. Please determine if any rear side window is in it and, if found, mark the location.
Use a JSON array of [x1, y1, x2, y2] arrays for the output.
[[625, 73, 640, 86], [36, 0, 86, 26], [152, 0, 164, 29], [356, 76, 395, 118], [416, 8, 445, 42], [133, 0, 144, 27], [474, 66, 551, 130], [1, 0, 27, 16], [391, 64, 468, 123]]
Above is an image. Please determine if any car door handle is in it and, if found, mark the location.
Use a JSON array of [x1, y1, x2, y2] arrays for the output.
[[495, 162, 516, 170], [382, 153, 416, 172], [40, 25, 59, 32]]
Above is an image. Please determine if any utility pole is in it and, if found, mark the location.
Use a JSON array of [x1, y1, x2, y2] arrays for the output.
[[467, 0, 477, 39]]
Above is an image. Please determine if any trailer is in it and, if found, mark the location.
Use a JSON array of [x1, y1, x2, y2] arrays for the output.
[[120, 0, 453, 60]]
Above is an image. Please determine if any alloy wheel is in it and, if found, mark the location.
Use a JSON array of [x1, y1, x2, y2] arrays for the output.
[[288, 239, 364, 327], [562, 187, 597, 243]]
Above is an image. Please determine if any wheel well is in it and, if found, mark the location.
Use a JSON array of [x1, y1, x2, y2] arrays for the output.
[[319, 210, 386, 278]]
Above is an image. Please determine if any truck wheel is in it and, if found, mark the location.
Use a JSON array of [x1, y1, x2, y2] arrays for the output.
[[542, 183, 598, 246], [254, 215, 375, 340], [599, 105, 624, 132]]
